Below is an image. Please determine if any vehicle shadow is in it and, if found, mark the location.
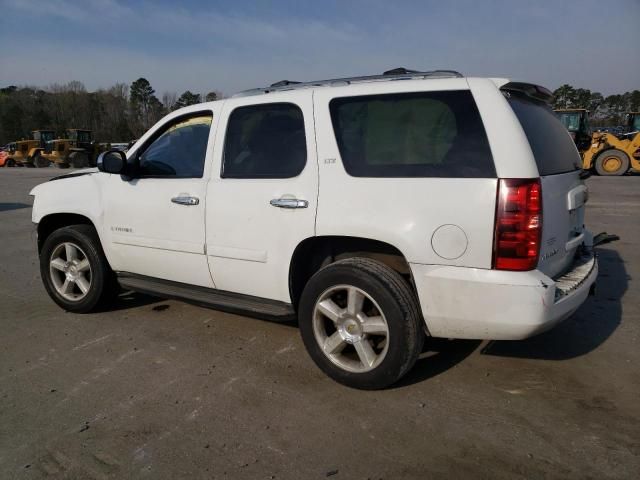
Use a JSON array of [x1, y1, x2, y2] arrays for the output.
[[98, 290, 162, 312], [0, 202, 31, 212], [393, 338, 482, 388], [481, 246, 626, 360]]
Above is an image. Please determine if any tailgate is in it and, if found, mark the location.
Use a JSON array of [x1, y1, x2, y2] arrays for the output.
[[503, 88, 586, 278], [538, 171, 586, 277]]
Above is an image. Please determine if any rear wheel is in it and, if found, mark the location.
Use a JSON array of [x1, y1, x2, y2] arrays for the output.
[[594, 149, 629, 176], [40, 225, 118, 313], [299, 258, 424, 390]]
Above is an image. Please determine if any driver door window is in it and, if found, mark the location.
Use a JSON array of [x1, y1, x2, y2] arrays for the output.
[[138, 114, 212, 177]]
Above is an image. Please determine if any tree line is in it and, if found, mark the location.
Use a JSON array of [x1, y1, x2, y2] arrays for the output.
[[0, 77, 221, 145], [1, 78, 638, 145], [551, 84, 640, 126]]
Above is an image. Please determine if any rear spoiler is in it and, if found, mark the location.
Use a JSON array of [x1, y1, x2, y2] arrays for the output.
[[500, 82, 553, 104]]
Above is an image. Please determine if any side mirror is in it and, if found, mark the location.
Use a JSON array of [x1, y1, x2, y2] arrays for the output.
[[97, 150, 127, 174]]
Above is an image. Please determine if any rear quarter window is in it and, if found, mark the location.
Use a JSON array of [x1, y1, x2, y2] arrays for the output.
[[507, 93, 582, 176], [329, 91, 495, 178]]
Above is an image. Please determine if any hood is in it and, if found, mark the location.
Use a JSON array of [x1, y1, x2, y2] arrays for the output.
[[29, 168, 100, 196], [48, 167, 99, 182]]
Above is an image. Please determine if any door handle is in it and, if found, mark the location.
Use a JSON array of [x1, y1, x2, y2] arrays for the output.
[[270, 198, 308, 209], [171, 195, 199, 206]]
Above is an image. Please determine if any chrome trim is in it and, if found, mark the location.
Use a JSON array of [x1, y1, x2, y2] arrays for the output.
[[270, 198, 308, 209], [171, 196, 199, 206]]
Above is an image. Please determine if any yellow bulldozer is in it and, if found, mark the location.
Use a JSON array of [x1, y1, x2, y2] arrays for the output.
[[34, 129, 107, 168], [556, 109, 640, 176], [583, 112, 640, 176]]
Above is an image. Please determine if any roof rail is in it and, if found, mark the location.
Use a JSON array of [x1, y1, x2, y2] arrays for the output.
[[233, 68, 463, 97]]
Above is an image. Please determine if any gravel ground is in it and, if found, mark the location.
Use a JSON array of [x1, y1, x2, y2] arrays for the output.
[[0, 168, 638, 479]]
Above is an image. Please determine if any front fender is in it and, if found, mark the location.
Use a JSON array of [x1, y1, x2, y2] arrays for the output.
[[30, 173, 112, 261]]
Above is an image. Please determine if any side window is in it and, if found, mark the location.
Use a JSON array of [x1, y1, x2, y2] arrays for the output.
[[222, 103, 306, 178], [329, 91, 495, 178], [138, 114, 212, 178]]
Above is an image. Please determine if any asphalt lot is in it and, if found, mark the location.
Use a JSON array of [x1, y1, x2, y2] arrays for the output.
[[0, 168, 638, 479]]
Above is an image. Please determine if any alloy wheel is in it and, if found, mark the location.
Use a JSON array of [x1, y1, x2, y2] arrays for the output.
[[49, 242, 92, 301], [312, 284, 389, 373]]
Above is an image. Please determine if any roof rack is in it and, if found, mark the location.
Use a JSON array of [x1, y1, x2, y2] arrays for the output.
[[233, 68, 463, 97]]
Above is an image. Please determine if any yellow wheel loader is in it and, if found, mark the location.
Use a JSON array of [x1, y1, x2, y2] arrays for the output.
[[6, 139, 39, 167], [30, 130, 56, 167], [37, 129, 107, 168], [4, 130, 56, 167], [555, 108, 592, 152], [583, 112, 640, 176]]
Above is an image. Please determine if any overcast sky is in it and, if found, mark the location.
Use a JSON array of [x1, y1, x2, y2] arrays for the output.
[[1, 0, 638, 97]]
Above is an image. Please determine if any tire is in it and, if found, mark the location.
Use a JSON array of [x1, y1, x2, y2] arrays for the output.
[[34, 154, 50, 168], [69, 151, 88, 169], [6, 158, 16, 167], [298, 257, 424, 390], [594, 149, 630, 176], [40, 225, 118, 313]]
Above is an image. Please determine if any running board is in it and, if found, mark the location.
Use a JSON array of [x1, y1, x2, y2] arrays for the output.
[[116, 273, 296, 321]]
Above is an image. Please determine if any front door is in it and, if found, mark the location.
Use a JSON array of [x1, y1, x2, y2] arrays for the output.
[[104, 111, 216, 288], [205, 92, 318, 302]]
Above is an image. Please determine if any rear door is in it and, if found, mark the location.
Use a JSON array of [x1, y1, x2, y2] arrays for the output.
[[506, 92, 586, 277], [205, 91, 318, 303]]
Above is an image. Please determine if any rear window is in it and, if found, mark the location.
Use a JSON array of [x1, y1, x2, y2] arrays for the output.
[[507, 93, 582, 175], [329, 91, 495, 178]]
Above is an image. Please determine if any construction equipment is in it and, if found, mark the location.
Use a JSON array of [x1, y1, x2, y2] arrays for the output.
[[624, 111, 640, 133], [583, 113, 640, 175], [5, 138, 39, 167], [3, 130, 56, 167], [31, 130, 56, 167], [36, 129, 107, 168], [555, 108, 592, 152]]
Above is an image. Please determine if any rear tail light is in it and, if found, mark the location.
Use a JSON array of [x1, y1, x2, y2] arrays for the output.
[[492, 178, 542, 271]]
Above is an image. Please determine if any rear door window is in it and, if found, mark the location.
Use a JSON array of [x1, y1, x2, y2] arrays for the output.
[[507, 93, 582, 175], [222, 103, 307, 179], [329, 91, 495, 178]]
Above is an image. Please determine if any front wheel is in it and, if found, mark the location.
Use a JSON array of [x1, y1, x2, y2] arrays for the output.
[[34, 154, 50, 168], [298, 258, 424, 390], [69, 151, 89, 169], [40, 225, 118, 313], [594, 149, 630, 176]]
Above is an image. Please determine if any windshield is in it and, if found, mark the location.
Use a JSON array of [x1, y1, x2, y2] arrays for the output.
[[557, 112, 581, 132]]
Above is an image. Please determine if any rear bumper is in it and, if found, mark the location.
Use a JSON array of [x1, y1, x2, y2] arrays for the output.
[[410, 251, 598, 340]]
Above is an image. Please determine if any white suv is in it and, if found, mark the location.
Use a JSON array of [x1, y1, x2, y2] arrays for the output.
[[30, 69, 598, 389]]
